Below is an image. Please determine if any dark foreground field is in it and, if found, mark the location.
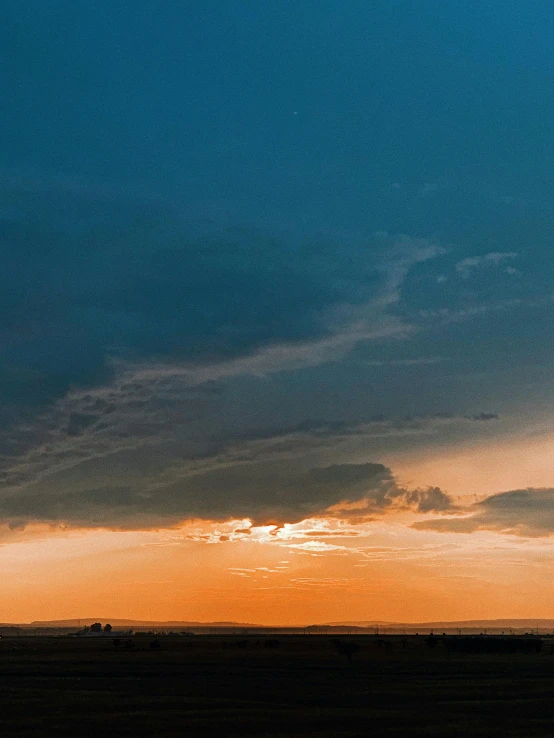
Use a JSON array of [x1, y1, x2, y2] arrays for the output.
[[2, 635, 554, 736]]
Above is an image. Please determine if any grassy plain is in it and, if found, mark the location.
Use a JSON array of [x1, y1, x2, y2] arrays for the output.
[[1, 635, 554, 736]]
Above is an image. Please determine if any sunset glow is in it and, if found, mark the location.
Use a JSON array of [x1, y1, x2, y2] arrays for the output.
[[3, 1, 554, 632]]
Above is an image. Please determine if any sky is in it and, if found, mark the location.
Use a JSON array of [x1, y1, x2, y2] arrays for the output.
[[2, 0, 554, 624]]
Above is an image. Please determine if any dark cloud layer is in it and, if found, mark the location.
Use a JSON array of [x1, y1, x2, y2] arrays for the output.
[[3, 2, 554, 538], [0, 377, 494, 529], [0, 187, 454, 529], [0, 458, 437, 529], [0, 187, 542, 534], [0, 399, 457, 529], [1, 187, 397, 410]]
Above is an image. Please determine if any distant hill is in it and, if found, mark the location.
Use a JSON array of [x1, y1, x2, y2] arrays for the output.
[[27, 619, 264, 628], [326, 619, 554, 629], [5, 618, 554, 630]]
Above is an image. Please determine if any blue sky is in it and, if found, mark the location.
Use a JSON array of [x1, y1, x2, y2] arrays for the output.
[[1, 1, 554, 534], [5, 0, 554, 220]]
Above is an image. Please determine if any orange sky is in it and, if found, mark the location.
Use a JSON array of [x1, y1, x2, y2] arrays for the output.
[[0, 426, 554, 624], [3, 519, 554, 625], [6, 0, 554, 632], [3, 428, 554, 625], [387, 428, 554, 501]]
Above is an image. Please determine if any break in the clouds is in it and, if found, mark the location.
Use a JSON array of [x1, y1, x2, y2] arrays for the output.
[[2, 1, 554, 534], [415, 490, 554, 538]]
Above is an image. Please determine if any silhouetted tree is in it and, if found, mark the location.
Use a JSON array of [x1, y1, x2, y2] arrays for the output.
[[104, 623, 112, 633], [90, 623, 102, 633], [425, 634, 438, 649]]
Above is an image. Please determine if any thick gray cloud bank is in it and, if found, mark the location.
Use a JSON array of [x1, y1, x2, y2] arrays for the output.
[[0, 375, 459, 528], [0, 188, 460, 529], [4, 2, 554, 534], [0, 458, 451, 530], [0, 187, 432, 409], [415, 489, 554, 538], [0, 187, 548, 532]]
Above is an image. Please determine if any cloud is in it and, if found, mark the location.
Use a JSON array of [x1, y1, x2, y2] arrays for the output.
[[362, 357, 443, 367], [396, 486, 453, 513], [0, 188, 447, 476], [0, 460, 393, 529], [288, 543, 348, 554], [0, 403, 471, 530], [0, 437, 444, 530], [418, 297, 524, 324], [414, 489, 554, 538], [0, 186, 453, 530], [327, 478, 453, 517], [0, 407, 459, 530], [0, 188, 443, 414], [455, 252, 517, 279]]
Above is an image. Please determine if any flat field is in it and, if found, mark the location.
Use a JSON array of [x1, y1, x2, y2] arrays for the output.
[[2, 635, 554, 736]]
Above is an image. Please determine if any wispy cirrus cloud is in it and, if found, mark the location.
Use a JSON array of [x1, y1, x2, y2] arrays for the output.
[[0, 192, 451, 531], [0, 187, 548, 539], [455, 252, 518, 279], [0, 187, 441, 413]]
